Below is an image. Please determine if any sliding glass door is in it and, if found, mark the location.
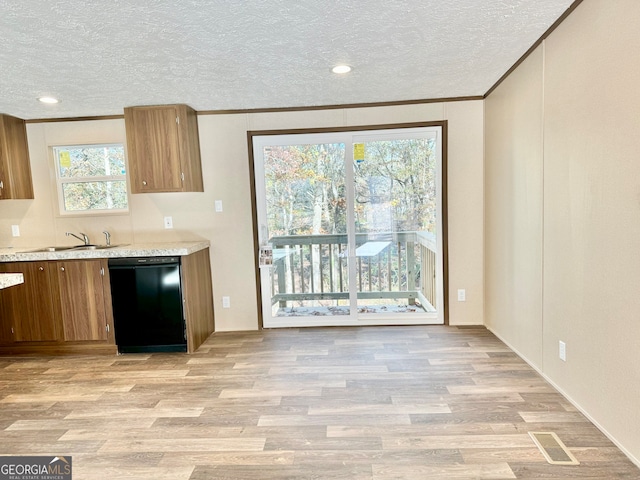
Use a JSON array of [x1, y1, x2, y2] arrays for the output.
[[252, 126, 444, 327]]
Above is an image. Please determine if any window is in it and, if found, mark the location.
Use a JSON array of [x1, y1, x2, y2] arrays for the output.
[[52, 144, 128, 215]]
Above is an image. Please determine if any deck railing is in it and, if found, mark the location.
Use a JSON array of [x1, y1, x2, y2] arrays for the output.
[[417, 231, 437, 310], [270, 231, 437, 311]]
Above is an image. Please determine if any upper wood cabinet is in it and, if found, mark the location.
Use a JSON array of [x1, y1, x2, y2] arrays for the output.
[[0, 113, 34, 199], [124, 104, 204, 193]]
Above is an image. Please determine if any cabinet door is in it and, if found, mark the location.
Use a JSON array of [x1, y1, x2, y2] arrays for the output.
[[0, 262, 59, 342], [0, 114, 34, 199], [125, 106, 183, 193], [56, 260, 108, 341], [0, 267, 18, 342]]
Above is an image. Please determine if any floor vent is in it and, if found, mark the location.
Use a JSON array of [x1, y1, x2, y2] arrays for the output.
[[529, 431, 580, 465]]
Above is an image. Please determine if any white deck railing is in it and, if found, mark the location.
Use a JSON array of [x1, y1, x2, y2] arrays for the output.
[[270, 231, 437, 310]]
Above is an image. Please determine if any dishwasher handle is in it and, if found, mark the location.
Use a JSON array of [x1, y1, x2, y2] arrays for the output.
[[108, 256, 181, 267]]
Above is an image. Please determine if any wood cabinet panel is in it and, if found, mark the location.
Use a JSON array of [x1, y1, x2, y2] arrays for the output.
[[21, 263, 60, 341], [125, 106, 182, 192], [124, 104, 203, 194], [179, 105, 204, 192], [0, 269, 19, 343], [0, 114, 34, 199], [56, 260, 108, 341], [0, 262, 59, 342], [181, 248, 215, 353]]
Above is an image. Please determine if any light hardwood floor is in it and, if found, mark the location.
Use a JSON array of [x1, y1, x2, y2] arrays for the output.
[[1, 325, 638, 479]]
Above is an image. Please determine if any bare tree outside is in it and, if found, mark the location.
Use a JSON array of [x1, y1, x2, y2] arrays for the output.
[[54, 145, 128, 212], [263, 138, 436, 238]]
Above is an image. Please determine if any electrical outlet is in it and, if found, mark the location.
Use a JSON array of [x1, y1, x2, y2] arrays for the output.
[[215, 200, 223, 212], [222, 296, 231, 308], [457, 289, 466, 301], [164, 216, 173, 229], [559, 340, 566, 361], [11, 225, 20, 237]]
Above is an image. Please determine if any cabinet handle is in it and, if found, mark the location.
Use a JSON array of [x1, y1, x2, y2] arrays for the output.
[[142, 180, 147, 186], [60, 267, 65, 272], [39, 266, 44, 271], [0, 180, 3, 188]]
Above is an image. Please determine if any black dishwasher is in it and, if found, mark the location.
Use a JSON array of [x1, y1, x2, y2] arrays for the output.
[[108, 257, 187, 353]]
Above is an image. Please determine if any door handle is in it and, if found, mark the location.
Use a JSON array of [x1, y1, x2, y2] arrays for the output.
[[259, 245, 273, 266]]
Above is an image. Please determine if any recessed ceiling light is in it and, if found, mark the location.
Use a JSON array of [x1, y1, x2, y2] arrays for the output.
[[38, 96, 59, 104], [332, 65, 352, 74]]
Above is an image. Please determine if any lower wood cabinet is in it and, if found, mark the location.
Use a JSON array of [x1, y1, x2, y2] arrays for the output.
[[0, 248, 214, 356], [0, 262, 59, 342], [55, 260, 109, 341], [181, 248, 215, 353], [0, 259, 115, 354]]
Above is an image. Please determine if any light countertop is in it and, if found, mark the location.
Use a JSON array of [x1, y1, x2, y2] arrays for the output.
[[0, 241, 209, 263], [0, 273, 24, 289]]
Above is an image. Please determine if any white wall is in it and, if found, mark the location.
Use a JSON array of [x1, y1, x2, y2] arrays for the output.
[[1, 101, 484, 331], [485, 0, 640, 465], [485, 46, 544, 367]]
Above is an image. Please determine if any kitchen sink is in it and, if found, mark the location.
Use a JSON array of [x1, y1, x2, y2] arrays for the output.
[[28, 244, 128, 252], [75, 244, 128, 250], [29, 246, 78, 252], [73, 244, 101, 250]]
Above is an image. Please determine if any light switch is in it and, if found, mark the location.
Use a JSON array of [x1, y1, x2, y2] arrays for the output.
[[215, 200, 223, 212], [11, 225, 20, 237], [164, 216, 173, 229]]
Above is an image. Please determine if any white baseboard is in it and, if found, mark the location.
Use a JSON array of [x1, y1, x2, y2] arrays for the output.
[[486, 326, 640, 470]]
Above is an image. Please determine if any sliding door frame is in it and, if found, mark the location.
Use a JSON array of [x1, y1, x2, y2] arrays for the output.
[[247, 121, 449, 328]]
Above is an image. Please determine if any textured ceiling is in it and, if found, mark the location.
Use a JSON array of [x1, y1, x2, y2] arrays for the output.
[[0, 0, 576, 120]]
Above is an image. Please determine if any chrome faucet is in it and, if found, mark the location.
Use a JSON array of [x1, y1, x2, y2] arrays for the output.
[[103, 230, 111, 246], [66, 231, 90, 245]]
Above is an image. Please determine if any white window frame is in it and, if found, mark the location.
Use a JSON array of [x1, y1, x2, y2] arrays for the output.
[[51, 143, 129, 216]]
